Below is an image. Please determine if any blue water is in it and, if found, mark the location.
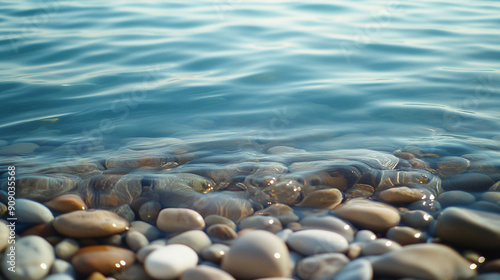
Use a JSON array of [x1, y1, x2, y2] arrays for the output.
[[1, 0, 500, 161]]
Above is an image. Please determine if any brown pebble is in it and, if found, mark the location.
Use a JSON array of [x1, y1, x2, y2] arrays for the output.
[[22, 223, 56, 237], [156, 208, 205, 233], [386, 226, 426, 245], [345, 184, 374, 199], [44, 194, 87, 213], [207, 224, 238, 240], [205, 215, 237, 230], [378, 187, 425, 204], [254, 204, 299, 225], [72, 245, 135, 275], [53, 210, 129, 238], [297, 189, 343, 209], [139, 201, 161, 223], [87, 272, 107, 280]]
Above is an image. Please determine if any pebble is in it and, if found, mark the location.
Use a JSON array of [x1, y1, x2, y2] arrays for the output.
[[287, 229, 349, 256], [0, 142, 39, 155], [345, 184, 374, 199], [370, 243, 476, 279], [44, 274, 75, 280], [201, 244, 230, 264], [254, 204, 299, 224], [205, 215, 237, 230], [378, 187, 425, 204], [386, 226, 426, 245], [86, 272, 106, 280], [354, 230, 377, 243], [276, 229, 293, 242], [470, 201, 500, 212], [101, 234, 123, 247], [334, 259, 373, 280], [239, 216, 282, 232], [167, 230, 212, 254], [156, 208, 205, 233], [144, 244, 198, 279], [436, 207, 500, 251], [400, 210, 434, 228], [111, 204, 135, 222], [300, 215, 355, 242], [193, 194, 254, 221], [1, 236, 55, 280], [112, 263, 151, 280], [222, 230, 292, 279], [408, 199, 441, 213], [23, 223, 56, 237], [16, 198, 54, 224], [437, 190, 475, 206], [44, 194, 87, 213], [181, 265, 236, 280], [125, 231, 149, 252], [207, 224, 238, 240], [0, 202, 6, 217], [295, 253, 349, 280], [346, 243, 362, 259], [129, 221, 161, 242], [71, 245, 135, 275], [50, 259, 75, 276], [136, 244, 163, 263], [296, 189, 343, 209], [490, 181, 500, 191], [55, 238, 80, 261], [437, 156, 470, 174], [53, 210, 129, 238], [332, 199, 400, 233], [442, 172, 494, 192], [0, 222, 9, 252], [481, 192, 500, 205], [138, 201, 161, 224], [360, 238, 401, 256]]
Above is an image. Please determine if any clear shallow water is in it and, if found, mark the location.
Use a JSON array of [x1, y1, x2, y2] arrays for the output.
[[1, 0, 500, 160]]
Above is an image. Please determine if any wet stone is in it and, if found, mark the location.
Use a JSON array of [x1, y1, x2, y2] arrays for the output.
[[490, 181, 500, 191], [442, 172, 494, 192], [436, 207, 500, 252], [239, 216, 282, 232], [222, 230, 292, 279], [111, 204, 135, 222], [0, 222, 8, 252], [334, 259, 373, 280], [44, 274, 75, 280], [125, 230, 149, 252], [287, 229, 349, 256], [0, 202, 6, 217], [1, 236, 55, 280], [254, 204, 299, 225], [72, 245, 135, 275], [15, 199, 54, 225], [138, 201, 161, 224], [136, 244, 163, 263], [181, 265, 236, 280], [100, 234, 123, 247], [437, 156, 470, 175], [112, 263, 151, 280], [296, 189, 343, 209], [78, 174, 142, 209], [205, 215, 237, 230], [207, 224, 238, 240], [50, 259, 76, 276], [332, 199, 400, 233], [437, 190, 475, 206], [386, 226, 426, 245], [345, 184, 374, 199], [44, 194, 87, 213], [354, 230, 377, 243], [167, 230, 212, 254], [360, 238, 401, 256], [156, 208, 205, 233], [400, 210, 434, 228], [55, 238, 80, 261], [482, 259, 500, 273], [144, 244, 198, 279], [482, 192, 500, 205], [408, 199, 441, 214], [0, 142, 39, 155], [15, 175, 78, 202], [53, 210, 129, 238], [300, 215, 355, 242], [201, 243, 230, 264], [378, 187, 425, 204], [129, 221, 161, 242], [295, 253, 349, 280]]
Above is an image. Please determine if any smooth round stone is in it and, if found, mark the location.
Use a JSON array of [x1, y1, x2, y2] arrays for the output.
[[437, 156, 470, 172], [136, 244, 163, 263], [408, 199, 441, 213], [296, 189, 343, 209], [205, 215, 236, 230], [111, 263, 151, 280], [300, 215, 355, 242], [125, 231, 149, 252], [287, 229, 349, 256], [129, 221, 161, 242], [55, 239, 80, 261], [346, 243, 362, 259], [334, 259, 373, 280], [101, 234, 123, 247], [44, 194, 87, 213], [1, 236, 55, 280], [50, 259, 75, 276], [345, 184, 374, 199], [23, 223, 56, 237], [181, 265, 236, 280], [442, 172, 494, 192], [370, 243, 476, 279], [138, 201, 161, 224], [43, 274, 75, 280], [167, 230, 212, 254], [332, 199, 400, 233], [156, 208, 205, 233], [436, 207, 500, 251], [437, 190, 475, 206], [53, 210, 129, 238], [0, 143, 39, 155], [295, 253, 349, 280], [86, 272, 106, 280], [222, 230, 292, 279], [354, 230, 377, 243], [144, 244, 198, 279], [0, 222, 8, 252], [470, 201, 500, 212], [111, 204, 135, 222], [16, 199, 54, 224], [206, 224, 237, 240], [254, 204, 299, 225], [400, 210, 434, 228], [201, 244, 230, 264], [490, 181, 500, 191], [239, 216, 282, 232], [72, 245, 135, 275], [378, 187, 425, 204], [386, 226, 426, 245], [482, 192, 500, 204], [276, 229, 293, 242], [360, 239, 401, 256]]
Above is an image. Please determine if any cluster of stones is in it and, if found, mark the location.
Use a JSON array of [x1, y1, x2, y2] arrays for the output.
[[0, 142, 500, 280]]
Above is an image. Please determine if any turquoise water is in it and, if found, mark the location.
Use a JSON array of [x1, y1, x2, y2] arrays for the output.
[[1, 0, 500, 160]]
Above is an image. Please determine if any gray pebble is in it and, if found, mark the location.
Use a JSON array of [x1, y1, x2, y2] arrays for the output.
[[55, 238, 80, 261], [167, 230, 212, 254], [136, 244, 163, 263], [400, 210, 434, 228], [437, 191, 475, 206], [125, 230, 149, 251], [50, 259, 75, 276], [16, 199, 54, 224], [43, 274, 75, 280], [201, 243, 230, 264], [335, 259, 373, 280], [129, 221, 161, 241], [112, 204, 135, 222]]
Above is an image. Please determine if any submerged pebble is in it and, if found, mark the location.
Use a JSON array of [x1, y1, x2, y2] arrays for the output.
[[295, 253, 349, 280]]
